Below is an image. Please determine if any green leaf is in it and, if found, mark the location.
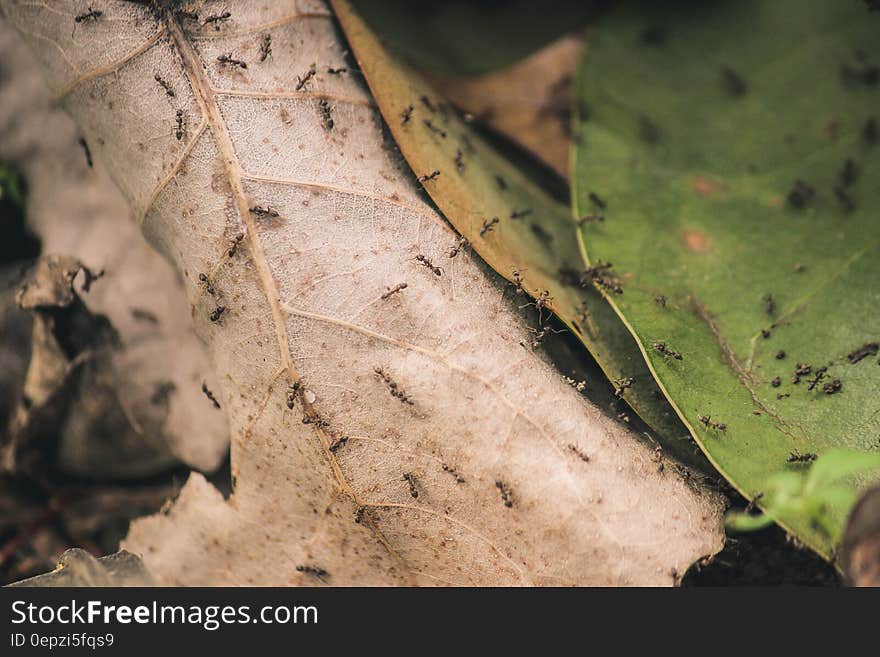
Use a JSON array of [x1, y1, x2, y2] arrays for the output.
[[334, 0, 708, 469], [573, 0, 880, 558]]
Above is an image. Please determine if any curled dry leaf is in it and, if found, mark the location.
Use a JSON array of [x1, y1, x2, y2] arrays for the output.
[[0, 22, 228, 478], [4, 0, 723, 585], [8, 548, 153, 587]]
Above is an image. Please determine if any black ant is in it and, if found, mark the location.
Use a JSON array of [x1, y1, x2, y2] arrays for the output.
[[509, 269, 526, 295], [175, 109, 185, 140], [448, 236, 468, 258], [209, 306, 227, 322], [154, 73, 174, 97], [381, 282, 407, 300], [422, 119, 447, 138], [495, 480, 514, 508], [454, 149, 464, 172], [204, 12, 231, 29], [762, 293, 776, 316], [771, 376, 782, 387], [588, 191, 607, 210], [787, 451, 817, 464], [327, 67, 347, 75], [401, 105, 413, 125], [417, 170, 440, 184], [521, 290, 552, 321], [524, 324, 565, 349], [295, 64, 317, 90], [415, 254, 442, 276], [286, 382, 300, 410], [75, 7, 102, 24], [847, 342, 878, 364], [217, 54, 247, 69], [568, 444, 591, 463], [698, 415, 726, 431], [510, 208, 533, 220], [442, 463, 465, 484], [577, 214, 604, 226], [420, 95, 436, 112], [318, 99, 334, 131], [822, 379, 842, 395], [201, 382, 221, 409], [495, 175, 508, 191], [479, 217, 499, 236], [654, 295, 667, 308], [198, 273, 215, 296], [296, 565, 328, 582], [250, 205, 279, 218], [775, 350, 786, 360], [259, 33, 272, 62], [78, 137, 93, 168], [374, 367, 414, 405], [402, 473, 418, 498], [227, 233, 244, 257], [329, 436, 348, 453], [652, 341, 682, 360], [806, 366, 828, 391]]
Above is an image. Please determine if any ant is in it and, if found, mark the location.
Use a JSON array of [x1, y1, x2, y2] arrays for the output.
[[806, 366, 828, 391], [154, 73, 174, 97], [295, 565, 328, 582], [442, 463, 465, 484], [568, 444, 591, 463], [495, 480, 514, 508], [577, 214, 604, 226], [420, 95, 436, 112], [652, 341, 682, 360], [381, 282, 407, 299], [374, 367, 414, 405], [318, 99, 334, 130], [329, 436, 348, 453], [250, 205, 279, 218], [402, 473, 419, 498], [698, 415, 727, 431], [454, 149, 464, 172], [509, 269, 526, 295], [521, 290, 552, 322], [787, 180, 815, 209], [286, 382, 300, 410], [201, 382, 221, 409], [400, 105, 414, 125], [78, 137, 93, 168], [417, 170, 440, 184], [259, 34, 272, 62], [327, 67, 347, 75], [227, 233, 244, 257], [415, 254, 442, 276], [175, 109, 185, 140], [209, 306, 226, 322], [787, 451, 817, 464], [217, 54, 247, 69], [495, 175, 508, 191], [822, 379, 842, 395], [198, 273, 215, 296], [204, 12, 231, 29], [448, 236, 468, 258], [479, 217, 499, 236], [588, 192, 607, 210], [75, 7, 102, 25], [422, 119, 447, 138], [510, 208, 533, 220], [762, 293, 775, 316], [524, 324, 565, 349], [654, 295, 667, 308], [295, 64, 317, 90]]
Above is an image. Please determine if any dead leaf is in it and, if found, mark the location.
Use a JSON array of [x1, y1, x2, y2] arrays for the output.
[[4, 0, 724, 585], [8, 548, 153, 587], [429, 35, 583, 178], [0, 22, 229, 477]]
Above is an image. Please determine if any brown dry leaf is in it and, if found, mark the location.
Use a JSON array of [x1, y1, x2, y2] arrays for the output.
[[8, 548, 153, 587], [0, 22, 228, 478], [3, 0, 723, 586], [428, 35, 583, 178]]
